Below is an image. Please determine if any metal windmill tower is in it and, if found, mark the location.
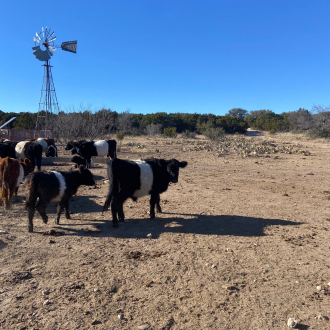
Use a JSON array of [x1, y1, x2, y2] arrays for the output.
[[32, 27, 77, 131]]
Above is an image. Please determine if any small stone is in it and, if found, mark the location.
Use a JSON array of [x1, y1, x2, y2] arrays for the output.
[[118, 314, 123, 320], [146, 233, 152, 238], [211, 264, 217, 269], [287, 318, 298, 328], [43, 300, 50, 305], [0, 230, 8, 234], [42, 290, 49, 295], [116, 308, 123, 313], [91, 319, 101, 325], [137, 325, 150, 330], [93, 288, 99, 292], [316, 285, 322, 291], [327, 282, 330, 286]]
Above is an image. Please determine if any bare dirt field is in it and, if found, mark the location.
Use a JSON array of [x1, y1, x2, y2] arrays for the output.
[[1, 132, 330, 330]]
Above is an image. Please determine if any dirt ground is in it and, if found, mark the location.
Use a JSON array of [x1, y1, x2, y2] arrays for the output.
[[1, 132, 330, 330]]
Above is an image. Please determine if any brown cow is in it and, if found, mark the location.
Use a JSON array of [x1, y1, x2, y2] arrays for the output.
[[0, 157, 34, 209]]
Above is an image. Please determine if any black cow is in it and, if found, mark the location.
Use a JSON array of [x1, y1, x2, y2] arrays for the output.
[[103, 158, 188, 227], [0, 141, 18, 158], [25, 166, 95, 232], [66, 140, 117, 168], [71, 155, 94, 168], [45, 145, 58, 157], [15, 141, 43, 171]]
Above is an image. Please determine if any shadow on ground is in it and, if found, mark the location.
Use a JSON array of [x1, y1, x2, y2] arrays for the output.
[[46, 211, 304, 239]]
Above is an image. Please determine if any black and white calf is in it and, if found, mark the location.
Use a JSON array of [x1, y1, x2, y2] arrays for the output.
[[25, 165, 95, 232], [15, 141, 43, 171], [65, 140, 117, 168], [45, 145, 58, 157], [71, 155, 94, 168], [103, 158, 188, 227]]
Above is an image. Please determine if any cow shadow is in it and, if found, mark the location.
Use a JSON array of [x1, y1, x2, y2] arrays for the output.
[[45, 195, 102, 215], [53, 212, 303, 238]]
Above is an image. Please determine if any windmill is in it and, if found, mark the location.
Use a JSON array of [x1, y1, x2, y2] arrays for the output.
[[32, 27, 77, 131]]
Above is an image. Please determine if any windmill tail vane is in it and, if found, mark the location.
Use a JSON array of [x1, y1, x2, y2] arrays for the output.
[[32, 27, 77, 130]]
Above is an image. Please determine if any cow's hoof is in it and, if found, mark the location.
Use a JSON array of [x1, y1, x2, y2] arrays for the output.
[[54, 218, 59, 225], [150, 214, 155, 219], [28, 226, 33, 233], [43, 217, 48, 224], [119, 218, 125, 223], [65, 215, 71, 219]]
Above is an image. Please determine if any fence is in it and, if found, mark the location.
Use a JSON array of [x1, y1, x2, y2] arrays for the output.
[[0, 129, 53, 141]]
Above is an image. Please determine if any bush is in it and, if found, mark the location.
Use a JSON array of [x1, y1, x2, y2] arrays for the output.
[[116, 130, 125, 140], [183, 129, 196, 139], [163, 127, 177, 137], [203, 127, 225, 141]]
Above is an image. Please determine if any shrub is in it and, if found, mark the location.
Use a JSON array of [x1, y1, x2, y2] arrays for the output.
[[116, 130, 125, 140], [203, 127, 225, 141], [163, 127, 177, 137]]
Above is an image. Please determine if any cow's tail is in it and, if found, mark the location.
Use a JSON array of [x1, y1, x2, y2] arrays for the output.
[[103, 159, 114, 213]]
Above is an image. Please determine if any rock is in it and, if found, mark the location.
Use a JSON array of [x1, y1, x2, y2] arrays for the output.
[[43, 300, 50, 305], [93, 288, 99, 292], [316, 285, 322, 291], [147, 233, 152, 238], [211, 264, 217, 269], [91, 320, 101, 325], [0, 230, 9, 234], [118, 314, 123, 320], [137, 325, 150, 330], [42, 290, 49, 295], [287, 318, 298, 328]]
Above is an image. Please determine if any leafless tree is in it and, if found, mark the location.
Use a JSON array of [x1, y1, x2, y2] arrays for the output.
[[116, 110, 135, 134], [49, 105, 116, 143], [145, 124, 161, 137]]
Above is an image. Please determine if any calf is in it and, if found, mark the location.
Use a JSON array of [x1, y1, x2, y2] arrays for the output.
[[25, 165, 95, 232], [66, 140, 116, 168], [71, 155, 94, 168], [103, 158, 188, 227], [0, 157, 34, 209], [45, 145, 58, 157], [15, 141, 43, 171]]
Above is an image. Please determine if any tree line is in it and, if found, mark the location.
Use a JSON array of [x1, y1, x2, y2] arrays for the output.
[[1, 105, 330, 140]]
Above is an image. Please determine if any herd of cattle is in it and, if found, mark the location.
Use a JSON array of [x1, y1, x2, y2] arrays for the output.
[[0, 137, 188, 232]]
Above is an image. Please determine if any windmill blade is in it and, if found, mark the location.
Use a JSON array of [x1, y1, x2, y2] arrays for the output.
[[33, 46, 51, 61], [48, 36, 57, 42], [61, 41, 78, 53], [42, 27, 44, 37], [33, 37, 40, 43], [48, 31, 54, 39], [49, 46, 57, 51], [32, 46, 40, 51], [47, 49, 54, 56], [35, 32, 41, 41]]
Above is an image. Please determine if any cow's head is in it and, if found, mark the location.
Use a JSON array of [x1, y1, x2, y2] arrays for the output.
[[159, 159, 188, 183], [65, 141, 74, 150]]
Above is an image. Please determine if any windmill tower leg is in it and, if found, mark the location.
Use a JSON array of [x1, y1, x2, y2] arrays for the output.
[[36, 60, 59, 132]]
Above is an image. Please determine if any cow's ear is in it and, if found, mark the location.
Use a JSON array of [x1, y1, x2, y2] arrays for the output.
[[179, 161, 188, 168], [158, 159, 167, 167]]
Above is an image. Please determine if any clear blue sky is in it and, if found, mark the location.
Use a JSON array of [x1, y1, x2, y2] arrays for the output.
[[0, 0, 329, 116]]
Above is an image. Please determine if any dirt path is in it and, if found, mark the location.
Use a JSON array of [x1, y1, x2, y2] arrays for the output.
[[1, 133, 330, 329]]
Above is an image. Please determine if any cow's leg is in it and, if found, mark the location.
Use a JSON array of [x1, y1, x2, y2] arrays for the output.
[[111, 191, 128, 226], [14, 186, 19, 202], [26, 204, 35, 233], [111, 200, 118, 227], [64, 199, 71, 219], [155, 194, 162, 213], [149, 193, 159, 219], [55, 199, 68, 224], [86, 158, 91, 168], [36, 200, 48, 224]]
